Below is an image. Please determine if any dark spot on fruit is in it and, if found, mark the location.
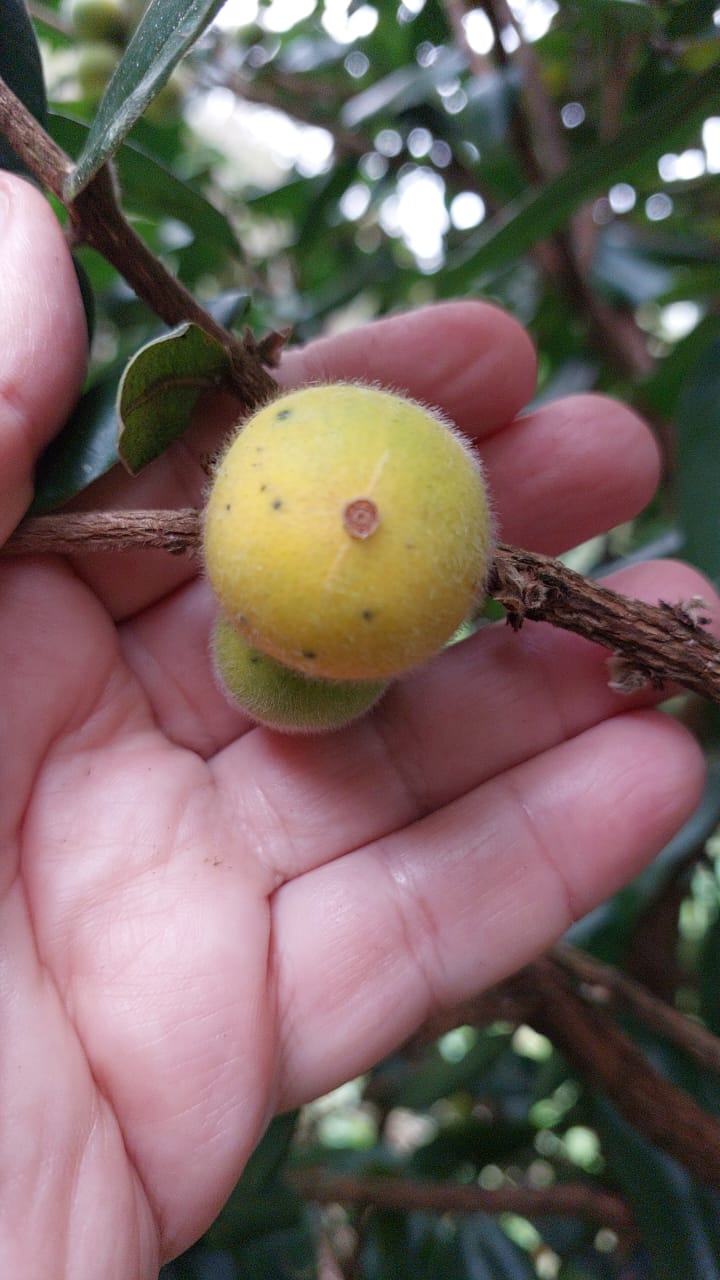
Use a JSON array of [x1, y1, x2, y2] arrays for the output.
[[250, 655, 260, 664], [362, 609, 374, 622], [260, 483, 267, 492], [272, 498, 283, 510], [302, 649, 317, 660], [225, 503, 231, 511], [275, 408, 292, 421], [405, 542, 416, 550]]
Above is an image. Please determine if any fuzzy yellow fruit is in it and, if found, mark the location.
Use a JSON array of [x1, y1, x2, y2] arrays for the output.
[[204, 383, 493, 681], [212, 614, 388, 733]]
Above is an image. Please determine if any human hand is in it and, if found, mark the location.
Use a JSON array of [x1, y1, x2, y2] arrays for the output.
[[0, 174, 711, 1276]]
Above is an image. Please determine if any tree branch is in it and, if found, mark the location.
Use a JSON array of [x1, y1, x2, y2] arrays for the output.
[[2, 509, 203, 557], [490, 543, 720, 701], [515, 959, 720, 1189], [289, 1168, 635, 1234], [473, 0, 651, 381], [4, 512, 720, 703], [551, 943, 720, 1075], [0, 73, 277, 409], [0, 73, 72, 194]]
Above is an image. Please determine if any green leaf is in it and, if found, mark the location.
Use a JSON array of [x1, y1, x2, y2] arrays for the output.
[[363, 1211, 536, 1280], [592, 1096, 720, 1280], [30, 370, 123, 514], [667, 0, 719, 37], [641, 315, 720, 419], [341, 45, 466, 127], [65, 0, 226, 198], [241, 1112, 300, 1195], [675, 336, 720, 582], [569, 0, 660, 35], [459, 1217, 539, 1280], [0, 0, 47, 175], [223, 1225, 317, 1280], [567, 762, 720, 960], [698, 910, 720, 1037], [117, 323, 233, 474], [204, 1114, 317, 1277], [592, 230, 674, 305], [50, 114, 241, 261], [381, 1030, 513, 1111], [410, 1117, 535, 1180], [444, 64, 720, 286], [30, 292, 249, 510]]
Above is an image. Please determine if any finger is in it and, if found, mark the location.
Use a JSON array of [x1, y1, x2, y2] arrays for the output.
[[277, 300, 538, 439], [0, 175, 87, 542], [206, 560, 714, 881], [70, 301, 537, 618], [126, 555, 715, 844], [484, 393, 660, 554], [270, 710, 704, 1107]]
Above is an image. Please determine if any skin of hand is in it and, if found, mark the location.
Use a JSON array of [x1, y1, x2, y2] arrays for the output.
[[0, 171, 715, 1276]]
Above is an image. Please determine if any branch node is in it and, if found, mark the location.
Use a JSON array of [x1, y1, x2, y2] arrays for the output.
[[491, 561, 552, 628], [607, 653, 664, 695], [659, 595, 713, 631]]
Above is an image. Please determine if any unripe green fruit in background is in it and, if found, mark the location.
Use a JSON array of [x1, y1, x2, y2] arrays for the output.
[[212, 614, 388, 733], [75, 41, 119, 99], [143, 71, 183, 125], [204, 383, 493, 681], [63, 0, 131, 43]]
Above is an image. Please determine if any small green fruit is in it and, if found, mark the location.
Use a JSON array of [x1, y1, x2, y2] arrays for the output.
[[204, 383, 493, 681], [75, 41, 119, 99], [143, 72, 183, 125], [64, 0, 131, 43], [212, 614, 388, 734]]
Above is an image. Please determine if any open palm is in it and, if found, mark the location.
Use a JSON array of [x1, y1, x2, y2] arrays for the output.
[[0, 176, 710, 1277]]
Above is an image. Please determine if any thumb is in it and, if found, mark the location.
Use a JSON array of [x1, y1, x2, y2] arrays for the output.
[[0, 174, 87, 542]]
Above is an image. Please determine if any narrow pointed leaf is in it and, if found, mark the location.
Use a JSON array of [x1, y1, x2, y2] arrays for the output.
[[0, 0, 47, 175], [444, 64, 720, 287], [65, 0, 226, 199], [675, 337, 720, 583], [51, 115, 241, 261], [117, 323, 234, 474], [30, 372, 123, 514], [592, 1096, 720, 1280]]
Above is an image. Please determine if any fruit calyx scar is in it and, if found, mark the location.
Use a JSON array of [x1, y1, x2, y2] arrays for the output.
[[343, 498, 380, 540]]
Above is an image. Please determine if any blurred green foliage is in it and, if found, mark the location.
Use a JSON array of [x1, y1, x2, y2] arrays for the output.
[[7, 0, 720, 1274]]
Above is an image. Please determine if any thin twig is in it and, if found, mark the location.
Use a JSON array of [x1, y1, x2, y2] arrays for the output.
[[290, 1168, 635, 1234], [2, 509, 203, 557], [0, 72, 72, 194], [224, 66, 500, 221], [5, 512, 720, 703], [474, 0, 651, 380], [516, 959, 720, 1189], [490, 542, 720, 703], [551, 943, 720, 1075], [0, 74, 277, 409]]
